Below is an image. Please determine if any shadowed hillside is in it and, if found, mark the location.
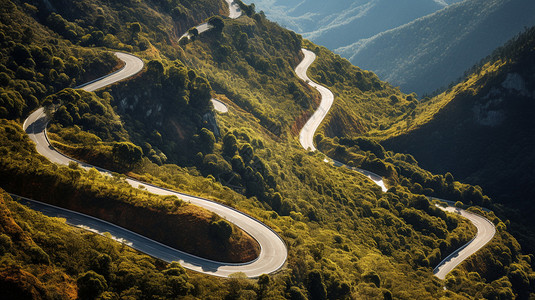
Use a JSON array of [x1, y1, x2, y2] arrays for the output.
[[1, 0, 535, 298], [383, 27, 535, 252]]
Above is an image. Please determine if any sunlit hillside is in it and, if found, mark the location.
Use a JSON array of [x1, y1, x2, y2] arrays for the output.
[[0, 0, 534, 299]]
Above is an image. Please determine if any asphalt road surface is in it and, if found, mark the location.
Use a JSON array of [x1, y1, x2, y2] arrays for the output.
[[180, 0, 242, 40], [22, 52, 286, 278], [180, 23, 214, 40], [433, 200, 496, 280], [19, 4, 494, 279], [226, 0, 242, 19], [295, 48, 495, 279], [295, 49, 333, 152], [14, 192, 287, 278], [295, 49, 387, 192], [211, 98, 229, 113]]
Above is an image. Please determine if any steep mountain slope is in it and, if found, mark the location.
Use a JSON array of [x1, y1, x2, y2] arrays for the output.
[[0, 189, 222, 299], [1, 0, 535, 298], [382, 27, 535, 251], [246, 0, 451, 49], [337, 0, 535, 96]]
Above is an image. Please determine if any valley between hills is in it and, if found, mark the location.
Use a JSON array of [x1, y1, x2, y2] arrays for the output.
[[0, 0, 533, 299]]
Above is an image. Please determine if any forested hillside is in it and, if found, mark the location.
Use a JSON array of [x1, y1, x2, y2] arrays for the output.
[[382, 26, 535, 254], [336, 0, 535, 95], [1, 0, 534, 299]]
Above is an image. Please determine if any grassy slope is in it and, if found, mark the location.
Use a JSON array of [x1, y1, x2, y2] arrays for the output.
[[1, 0, 534, 299], [303, 41, 417, 140], [0, 0, 260, 262], [0, 119, 259, 263], [0, 189, 265, 299], [181, 14, 313, 136], [380, 27, 535, 253], [169, 13, 533, 298], [368, 60, 506, 140]]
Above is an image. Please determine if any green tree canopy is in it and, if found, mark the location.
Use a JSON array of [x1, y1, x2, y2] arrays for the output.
[[77, 271, 108, 300], [112, 142, 143, 168], [207, 15, 224, 33]]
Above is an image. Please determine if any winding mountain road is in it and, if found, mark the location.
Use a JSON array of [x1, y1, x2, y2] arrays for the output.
[[296, 49, 333, 153], [295, 49, 387, 192], [225, 0, 242, 19], [16, 0, 494, 281], [211, 98, 229, 113], [24, 52, 144, 166], [20, 5, 289, 278], [22, 51, 286, 278], [294, 48, 495, 279], [180, 0, 242, 40], [180, 23, 213, 40], [433, 199, 496, 279]]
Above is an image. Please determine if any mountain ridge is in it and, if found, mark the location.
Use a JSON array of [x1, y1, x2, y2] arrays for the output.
[[381, 26, 535, 252], [1, 0, 534, 298], [336, 0, 535, 95], [246, 0, 452, 50]]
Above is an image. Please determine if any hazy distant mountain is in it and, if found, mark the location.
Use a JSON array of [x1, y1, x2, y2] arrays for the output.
[[246, 0, 462, 49], [336, 0, 535, 95]]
